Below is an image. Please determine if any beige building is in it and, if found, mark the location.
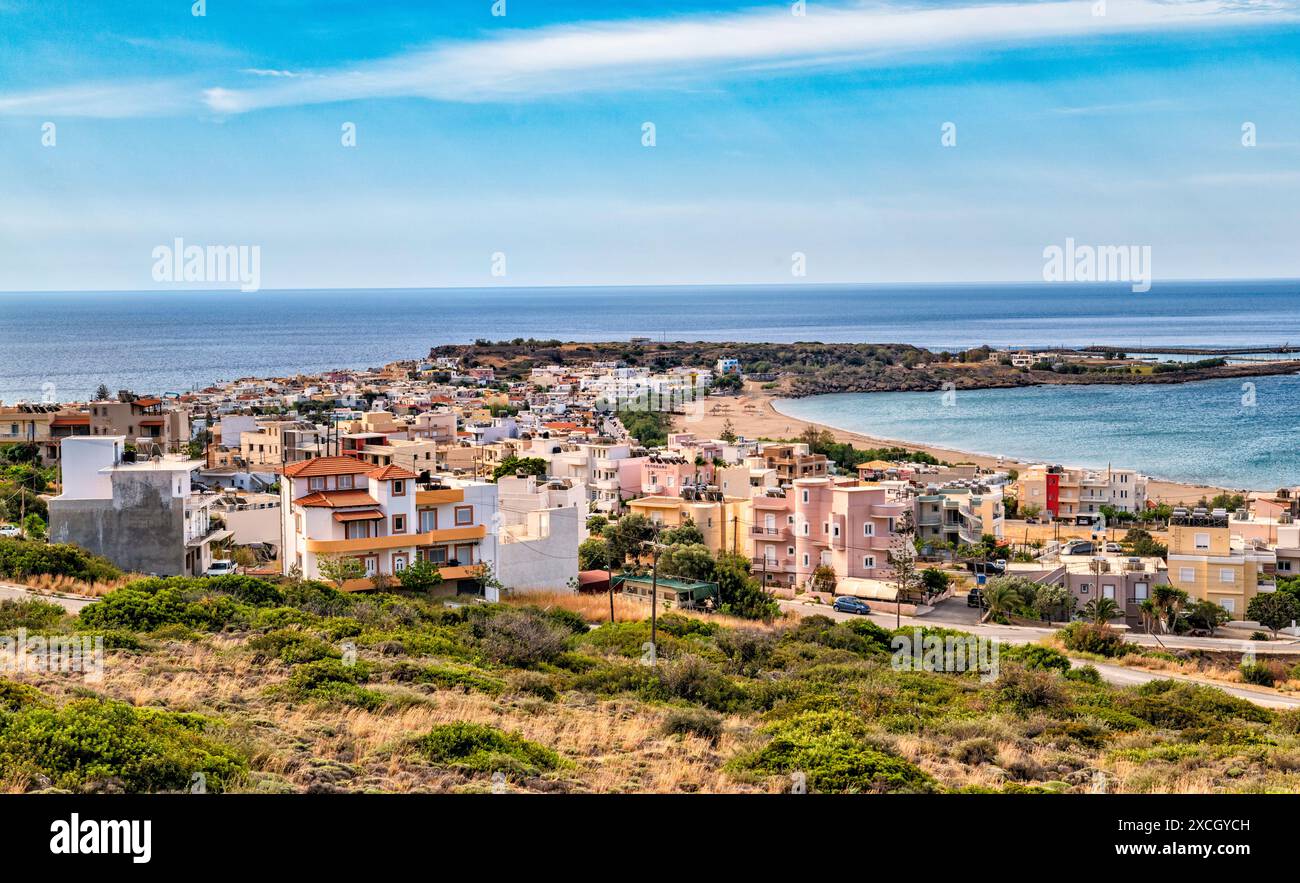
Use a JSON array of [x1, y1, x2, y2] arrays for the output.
[[88, 397, 190, 453], [1166, 512, 1277, 617]]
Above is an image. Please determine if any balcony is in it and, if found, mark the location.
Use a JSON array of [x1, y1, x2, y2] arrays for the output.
[[306, 523, 487, 554], [416, 487, 465, 505], [750, 525, 790, 538]]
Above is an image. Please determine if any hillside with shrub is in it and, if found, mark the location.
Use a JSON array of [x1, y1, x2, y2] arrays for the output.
[[2, 574, 1300, 793]]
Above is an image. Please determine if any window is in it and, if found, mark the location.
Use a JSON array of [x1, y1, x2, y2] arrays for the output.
[[831, 524, 840, 538], [822, 522, 829, 535], [1102, 584, 1116, 600], [1194, 532, 1210, 550], [345, 521, 372, 540], [801, 554, 809, 567], [1219, 568, 1235, 584], [424, 546, 448, 564], [1179, 567, 1196, 583], [337, 474, 353, 490], [454, 505, 474, 526], [862, 556, 875, 568], [1079, 583, 1091, 594], [801, 490, 809, 504], [392, 479, 406, 495], [309, 477, 325, 491], [1134, 583, 1148, 600], [393, 514, 406, 534], [801, 522, 810, 537], [419, 510, 437, 532], [787, 546, 795, 555], [1220, 598, 1235, 614], [863, 522, 874, 537]]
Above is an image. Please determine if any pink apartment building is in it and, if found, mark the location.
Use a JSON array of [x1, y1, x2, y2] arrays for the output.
[[749, 477, 907, 591], [640, 454, 715, 498]]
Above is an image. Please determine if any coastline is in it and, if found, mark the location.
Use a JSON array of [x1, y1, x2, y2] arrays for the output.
[[676, 383, 1232, 504]]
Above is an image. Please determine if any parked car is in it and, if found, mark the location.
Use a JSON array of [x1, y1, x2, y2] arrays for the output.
[[831, 596, 872, 615], [0, 524, 20, 538], [1024, 516, 1038, 524], [1064, 542, 1094, 555], [1104, 542, 1122, 553], [967, 588, 988, 609], [204, 560, 238, 577]]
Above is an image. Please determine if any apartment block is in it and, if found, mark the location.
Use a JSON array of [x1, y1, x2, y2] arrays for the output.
[[912, 483, 1005, 546], [1013, 464, 1146, 520], [1166, 512, 1277, 617], [88, 397, 190, 453], [625, 491, 748, 556], [755, 443, 828, 486], [48, 436, 227, 576]]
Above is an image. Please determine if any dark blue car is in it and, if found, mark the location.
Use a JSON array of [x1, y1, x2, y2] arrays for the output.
[[832, 596, 871, 615]]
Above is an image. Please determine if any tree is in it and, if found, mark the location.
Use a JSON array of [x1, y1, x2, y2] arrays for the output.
[[659, 543, 715, 582], [1247, 592, 1300, 638], [578, 537, 611, 571], [604, 513, 656, 571], [316, 554, 365, 590], [586, 514, 609, 536], [231, 546, 258, 571], [713, 552, 779, 620], [981, 581, 1021, 623], [1082, 596, 1120, 625], [94, 384, 111, 401], [1184, 599, 1230, 635], [398, 559, 444, 592], [887, 510, 918, 627], [1031, 582, 1075, 622], [919, 567, 950, 595], [719, 419, 737, 443], [20, 513, 46, 541], [1150, 585, 1189, 633], [492, 456, 548, 482], [659, 517, 704, 547], [810, 564, 837, 594], [1020, 503, 1041, 520]]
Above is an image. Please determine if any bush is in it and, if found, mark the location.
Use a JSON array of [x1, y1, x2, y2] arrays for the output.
[[277, 658, 385, 709], [657, 654, 749, 712], [1240, 662, 1275, 687], [0, 598, 66, 631], [1123, 679, 1271, 729], [1064, 664, 1103, 685], [1000, 643, 1070, 673], [994, 665, 1065, 713], [730, 710, 935, 793], [247, 629, 341, 665], [661, 707, 724, 744], [1059, 622, 1129, 658], [0, 695, 246, 792], [474, 609, 572, 668], [411, 722, 561, 777], [0, 538, 122, 583]]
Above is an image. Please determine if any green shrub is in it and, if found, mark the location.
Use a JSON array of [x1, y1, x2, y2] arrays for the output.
[[390, 662, 504, 695], [247, 629, 341, 665], [1000, 643, 1070, 673], [1123, 679, 1271, 729], [1239, 662, 1275, 687], [1064, 664, 1103, 685], [0, 598, 66, 631], [1059, 622, 1129, 658], [473, 609, 571, 668], [276, 658, 386, 709], [994, 665, 1065, 713], [0, 538, 122, 583], [730, 710, 936, 793], [0, 696, 245, 792], [411, 722, 561, 777], [662, 707, 724, 743], [657, 653, 749, 712]]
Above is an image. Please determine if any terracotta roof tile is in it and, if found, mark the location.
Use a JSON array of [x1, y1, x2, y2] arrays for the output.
[[367, 464, 418, 481], [294, 490, 380, 508], [283, 455, 370, 478]]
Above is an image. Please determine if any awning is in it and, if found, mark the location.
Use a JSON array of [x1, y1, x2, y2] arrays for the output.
[[333, 509, 385, 523], [836, 577, 899, 601]]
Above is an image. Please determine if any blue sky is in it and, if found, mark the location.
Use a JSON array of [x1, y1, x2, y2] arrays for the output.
[[1, 0, 1298, 290]]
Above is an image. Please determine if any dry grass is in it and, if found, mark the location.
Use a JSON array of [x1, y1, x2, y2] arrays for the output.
[[13, 573, 134, 598]]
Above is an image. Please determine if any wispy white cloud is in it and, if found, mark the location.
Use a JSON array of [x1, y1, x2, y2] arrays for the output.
[[0, 80, 198, 118], [203, 0, 1298, 113], [0, 0, 1294, 117]]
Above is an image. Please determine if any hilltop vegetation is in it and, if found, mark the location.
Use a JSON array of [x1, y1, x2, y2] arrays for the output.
[[4, 574, 1300, 793], [430, 340, 1300, 398]]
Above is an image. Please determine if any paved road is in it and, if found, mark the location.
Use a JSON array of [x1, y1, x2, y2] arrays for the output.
[[0, 583, 96, 613], [1083, 660, 1300, 709]]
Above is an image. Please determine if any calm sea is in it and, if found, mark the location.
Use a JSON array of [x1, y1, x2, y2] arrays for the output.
[[1, 280, 1298, 403], [775, 375, 1300, 491]]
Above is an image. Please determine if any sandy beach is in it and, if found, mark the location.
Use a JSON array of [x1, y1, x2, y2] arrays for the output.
[[678, 383, 1231, 505]]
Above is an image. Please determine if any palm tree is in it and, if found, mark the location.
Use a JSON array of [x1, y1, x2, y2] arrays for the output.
[[981, 582, 1021, 623], [1138, 599, 1159, 635], [1083, 596, 1121, 625], [1150, 585, 1189, 634]]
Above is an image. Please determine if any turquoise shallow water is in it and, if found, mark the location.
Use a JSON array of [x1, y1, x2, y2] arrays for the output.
[[775, 374, 1300, 490]]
